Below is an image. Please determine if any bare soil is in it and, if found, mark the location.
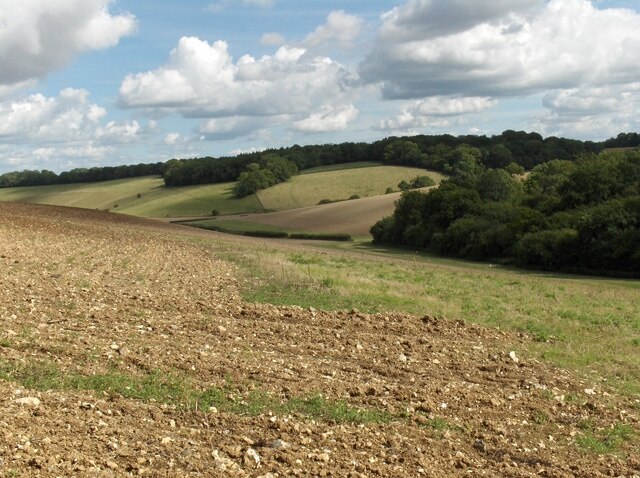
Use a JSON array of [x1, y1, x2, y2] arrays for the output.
[[0, 202, 638, 477]]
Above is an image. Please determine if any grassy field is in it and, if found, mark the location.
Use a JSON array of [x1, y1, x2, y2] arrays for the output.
[[200, 190, 412, 238], [257, 163, 444, 211], [0, 176, 263, 217], [299, 161, 383, 174], [0, 163, 440, 218], [194, 234, 640, 395]]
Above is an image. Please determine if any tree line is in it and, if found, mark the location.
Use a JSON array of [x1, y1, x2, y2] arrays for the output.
[[1, 130, 612, 189], [0, 162, 166, 188], [371, 148, 640, 277], [162, 130, 603, 187]]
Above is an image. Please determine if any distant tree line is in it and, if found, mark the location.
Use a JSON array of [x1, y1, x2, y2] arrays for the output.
[[162, 130, 604, 187], [603, 132, 640, 149], [1, 130, 636, 190], [0, 162, 166, 188], [371, 149, 640, 277]]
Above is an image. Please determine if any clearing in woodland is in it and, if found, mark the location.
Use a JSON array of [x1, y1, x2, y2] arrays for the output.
[[0, 202, 638, 477]]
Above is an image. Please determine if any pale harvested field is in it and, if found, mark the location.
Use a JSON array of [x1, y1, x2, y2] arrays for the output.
[[0, 202, 638, 477], [218, 190, 416, 236]]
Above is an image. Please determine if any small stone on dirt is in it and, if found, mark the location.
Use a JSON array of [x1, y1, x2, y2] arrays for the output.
[[509, 351, 519, 363], [244, 448, 261, 466], [268, 439, 288, 450], [14, 397, 40, 408]]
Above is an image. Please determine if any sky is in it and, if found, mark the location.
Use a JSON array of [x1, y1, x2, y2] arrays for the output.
[[0, 0, 639, 174]]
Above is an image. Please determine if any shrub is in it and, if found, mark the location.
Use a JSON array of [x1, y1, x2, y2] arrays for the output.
[[290, 233, 352, 241]]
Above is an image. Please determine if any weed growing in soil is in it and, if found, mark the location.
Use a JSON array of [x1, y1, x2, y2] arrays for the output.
[[576, 423, 635, 454], [0, 359, 394, 425]]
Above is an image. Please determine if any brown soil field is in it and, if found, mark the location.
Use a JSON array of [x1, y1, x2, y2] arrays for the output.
[[1, 202, 639, 477], [218, 191, 409, 236]]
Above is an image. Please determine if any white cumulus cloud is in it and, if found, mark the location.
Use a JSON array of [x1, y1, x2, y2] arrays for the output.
[[361, 0, 640, 99], [380, 96, 496, 131], [303, 11, 364, 49], [0, 88, 145, 172], [119, 36, 359, 137], [0, 0, 136, 92], [536, 83, 640, 139], [206, 0, 274, 13], [293, 104, 359, 133]]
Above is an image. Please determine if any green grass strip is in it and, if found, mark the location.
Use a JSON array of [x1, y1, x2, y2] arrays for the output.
[[0, 359, 393, 424]]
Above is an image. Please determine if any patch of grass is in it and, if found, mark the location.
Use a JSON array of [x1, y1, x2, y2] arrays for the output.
[[285, 395, 393, 424], [0, 359, 393, 424], [187, 221, 352, 241], [0, 176, 263, 217], [257, 165, 444, 211], [576, 423, 635, 454], [423, 417, 451, 431], [201, 236, 640, 394], [289, 233, 352, 241], [532, 410, 551, 425], [300, 162, 383, 175], [186, 219, 290, 235], [0, 338, 13, 348]]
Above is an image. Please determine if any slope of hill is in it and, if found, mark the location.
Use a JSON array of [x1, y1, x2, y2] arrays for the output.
[[0, 202, 638, 477], [257, 164, 443, 211], [0, 176, 263, 217], [0, 164, 441, 224], [198, 189, 423, 237]]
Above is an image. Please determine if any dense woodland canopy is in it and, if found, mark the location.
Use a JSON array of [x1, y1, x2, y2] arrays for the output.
[[5, 130, 638, 189], [371, 149, 640, 277]]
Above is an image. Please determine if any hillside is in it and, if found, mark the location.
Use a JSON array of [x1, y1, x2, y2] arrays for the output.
[[198, 189, 423, 237], [0, 202, 638, 477], [0, 164, 440, 225], [0, 176, 263, 217], [256, 164, 443, 211]]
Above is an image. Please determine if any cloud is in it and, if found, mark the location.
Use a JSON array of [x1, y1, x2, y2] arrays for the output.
[[361, 0, 640, 100], [0, 88, 145, 172], [377, 0, 542, 42], [206, 0, 274, 13], [0, 0, 136, 92], [293, 104, 359, 133], [379, 96, 496, 131], [198, 117, 265, 140], [227, 146, 267, 157], [119, 36, 359, 137], [303, 11, 364, 49], [536, 83, 640, 139], [163, 133, 182, 145], [260, 32, 285, 47], [0, 89, 103, 142], [95, 120, 142, 144]]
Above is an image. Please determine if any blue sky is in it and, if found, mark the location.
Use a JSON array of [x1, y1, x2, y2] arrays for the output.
[[1, 0, 639, 174]]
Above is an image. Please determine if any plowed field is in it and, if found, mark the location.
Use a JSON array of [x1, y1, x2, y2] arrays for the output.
[[0, 203, 638, 477]]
